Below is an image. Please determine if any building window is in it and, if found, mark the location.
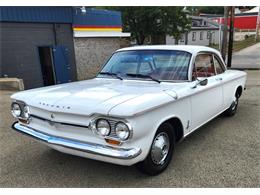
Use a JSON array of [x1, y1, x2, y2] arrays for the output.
[[207, 31, 211, 39], [200, 31, 204, 40], [192, 32, 196, 41]]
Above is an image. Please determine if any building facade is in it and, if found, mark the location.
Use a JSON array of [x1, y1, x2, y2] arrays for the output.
[[0, 7, 130, 89], [208, 7, 259, 30], [166, 16, 221, 46], [0, 7, 77, 89], [72, 8, 130, 80]]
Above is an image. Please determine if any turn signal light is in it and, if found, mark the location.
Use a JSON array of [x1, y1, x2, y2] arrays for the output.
[[18, 118, 29, 124], [105, 138, 121, 145]]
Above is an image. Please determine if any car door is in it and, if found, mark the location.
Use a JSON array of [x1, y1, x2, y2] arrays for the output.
[[189, 52, 224, 131], [212, 54, 232, 109]]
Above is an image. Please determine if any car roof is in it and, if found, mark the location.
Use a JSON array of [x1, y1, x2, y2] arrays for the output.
[[116, 45, 220, 55]]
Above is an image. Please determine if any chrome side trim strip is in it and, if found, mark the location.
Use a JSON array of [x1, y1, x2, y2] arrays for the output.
[[12, 122, 141, 160]]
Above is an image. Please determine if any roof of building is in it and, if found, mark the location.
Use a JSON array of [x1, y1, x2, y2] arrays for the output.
[[243, 6, 259, 13], [117, 45, 220, 55], [201, 7, 259, 18], [191, 16, 220, 30]]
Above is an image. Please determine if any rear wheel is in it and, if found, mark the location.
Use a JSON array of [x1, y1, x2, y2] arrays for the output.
[[136, 122, 175, 175]]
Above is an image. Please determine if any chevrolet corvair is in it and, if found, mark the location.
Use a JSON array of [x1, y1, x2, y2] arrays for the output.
[[11, 45, 247, 175]]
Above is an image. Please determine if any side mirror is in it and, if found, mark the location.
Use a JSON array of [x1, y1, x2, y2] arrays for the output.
[[191, 78, 208, 89], [199, 78, 208, 86]]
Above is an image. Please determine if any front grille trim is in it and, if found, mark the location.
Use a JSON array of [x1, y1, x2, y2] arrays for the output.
[[30, 114, 89, 129], [107, 119, 119, 139]]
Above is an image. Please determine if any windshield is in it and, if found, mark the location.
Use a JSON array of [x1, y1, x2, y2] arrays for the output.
[[98, 50, 192, 81]]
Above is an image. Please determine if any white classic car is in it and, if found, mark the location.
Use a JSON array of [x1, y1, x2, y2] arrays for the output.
[[11, 45, 247, 175]]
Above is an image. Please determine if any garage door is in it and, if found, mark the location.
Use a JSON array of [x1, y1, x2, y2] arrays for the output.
[[1, 22, 76, 89]]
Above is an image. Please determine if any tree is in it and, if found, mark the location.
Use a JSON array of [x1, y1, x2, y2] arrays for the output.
[[103, 7, 191, 45], [196, 6, 224, 15], [162, 7, 191, 44]]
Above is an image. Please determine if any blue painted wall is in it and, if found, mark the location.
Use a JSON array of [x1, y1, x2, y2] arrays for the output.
[[0, 6, 72, 23], [0, 7, 122, 27], [73, 8, 122, 27]]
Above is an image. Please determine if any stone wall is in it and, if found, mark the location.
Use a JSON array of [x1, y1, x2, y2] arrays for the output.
[[74, 37, 122, 80]]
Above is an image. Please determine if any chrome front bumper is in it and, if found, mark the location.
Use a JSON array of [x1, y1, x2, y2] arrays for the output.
[[12, 122, 141, 160]]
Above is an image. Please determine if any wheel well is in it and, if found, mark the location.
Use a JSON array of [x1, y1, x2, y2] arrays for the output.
[[163, 117, 184, 142], [236, 86, 243, 98]]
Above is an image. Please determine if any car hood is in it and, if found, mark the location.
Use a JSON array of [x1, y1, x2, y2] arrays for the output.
[[11, 78, 184, 116]]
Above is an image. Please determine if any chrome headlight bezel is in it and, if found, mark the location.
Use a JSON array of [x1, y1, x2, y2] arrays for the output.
[[11, 102, 22, 118], [90, 116, 133, 142], [11, 101, 31, 120], [23, 105, 31, 119], [96, 119, 111, 136], [115, 122, 130, 141]]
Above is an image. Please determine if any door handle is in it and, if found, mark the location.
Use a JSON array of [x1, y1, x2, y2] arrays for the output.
[[216, 78, 223, 81]]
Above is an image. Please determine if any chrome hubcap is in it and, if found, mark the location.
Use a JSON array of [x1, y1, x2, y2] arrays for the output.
[[151, 132, 170, 165], [231, 99, 238, 111]]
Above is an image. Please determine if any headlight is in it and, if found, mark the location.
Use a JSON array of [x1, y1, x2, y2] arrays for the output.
[[115, 122, 130, 141], [11, 103, 22, 118], [96, 119, 111, 136], [23, 105, 30, 119]]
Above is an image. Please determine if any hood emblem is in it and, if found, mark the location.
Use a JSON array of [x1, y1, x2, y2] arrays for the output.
[[39, 102, 71, 110]]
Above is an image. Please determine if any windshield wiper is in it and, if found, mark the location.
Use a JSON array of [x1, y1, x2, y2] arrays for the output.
[[99, 72, 123, 80], [126, 73, 161, 83]]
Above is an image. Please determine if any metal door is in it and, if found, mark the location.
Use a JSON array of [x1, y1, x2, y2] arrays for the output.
[[52, 45, 72, 84]]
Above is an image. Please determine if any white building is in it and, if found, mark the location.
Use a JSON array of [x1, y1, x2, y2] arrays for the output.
[[166, 16, 221, 46]]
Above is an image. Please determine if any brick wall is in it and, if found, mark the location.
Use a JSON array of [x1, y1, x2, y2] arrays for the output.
[[74, 37, 122, 80]]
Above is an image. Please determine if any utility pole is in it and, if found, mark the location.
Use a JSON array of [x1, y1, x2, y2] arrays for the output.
[[255, 7, 260, 42], [227, 6, 235, 68], [221, 6, 229, 62], [219, 23, 222, 51]]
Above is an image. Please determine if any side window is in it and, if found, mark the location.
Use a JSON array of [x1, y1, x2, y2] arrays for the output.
[[214, 55, 225, 74], [193, 53, 215, 78]]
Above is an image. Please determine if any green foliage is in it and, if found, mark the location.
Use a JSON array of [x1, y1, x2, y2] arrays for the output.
[[103, 6, 191, 45], [195, 6, 224, 15], [162, 7, 191, 44]]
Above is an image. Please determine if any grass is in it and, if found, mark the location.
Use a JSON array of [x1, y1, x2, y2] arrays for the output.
[[210, 35, 260, 52]]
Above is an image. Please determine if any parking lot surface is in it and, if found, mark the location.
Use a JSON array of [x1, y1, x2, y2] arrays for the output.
[[0, 70, 259, 187]]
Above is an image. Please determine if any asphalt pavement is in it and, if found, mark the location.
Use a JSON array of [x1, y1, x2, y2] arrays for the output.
[[232, 43, 260, 69]]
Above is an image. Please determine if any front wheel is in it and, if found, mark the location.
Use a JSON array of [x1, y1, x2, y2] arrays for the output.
[[136, 122, 175, 175], [224, 97, 239, 116]]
